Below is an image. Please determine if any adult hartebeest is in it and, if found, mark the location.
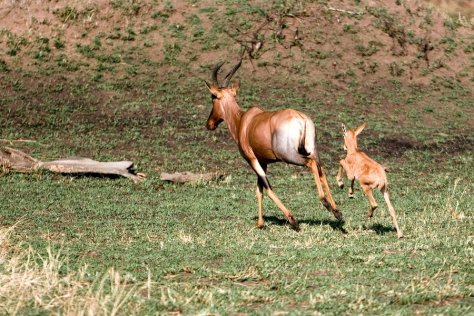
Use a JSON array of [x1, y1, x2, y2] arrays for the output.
[[336, 123, 403, 238], [205, 61, 342, 231]]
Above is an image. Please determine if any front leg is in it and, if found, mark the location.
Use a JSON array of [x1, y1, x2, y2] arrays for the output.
[[250, 159, 299, 231], [336, 160, 345, 189]]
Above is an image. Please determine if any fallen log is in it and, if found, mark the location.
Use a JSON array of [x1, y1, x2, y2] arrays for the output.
[[0, 147, 145, 182]]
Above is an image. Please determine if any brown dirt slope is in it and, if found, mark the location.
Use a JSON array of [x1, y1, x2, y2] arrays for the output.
[[0, 0, 473, 86]]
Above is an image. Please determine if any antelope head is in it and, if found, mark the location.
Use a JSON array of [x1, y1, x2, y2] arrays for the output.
[[204, 61, 241, 130], [341, 123, 366, 152]]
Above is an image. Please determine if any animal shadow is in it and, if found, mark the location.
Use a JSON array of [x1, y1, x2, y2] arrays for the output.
[[364, 223, 396, 235], [258, 216, 348, 234]]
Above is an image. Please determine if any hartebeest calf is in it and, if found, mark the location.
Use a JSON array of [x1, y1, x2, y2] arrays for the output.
[[336, 123, 403, 238], [205, 61, 342, 231]]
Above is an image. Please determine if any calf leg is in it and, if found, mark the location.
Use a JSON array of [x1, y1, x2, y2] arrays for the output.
[[361, 184, 378, 218], [336, 160, 345, 188], [382, 187, 403, 238], [349, 178, 355, 198]]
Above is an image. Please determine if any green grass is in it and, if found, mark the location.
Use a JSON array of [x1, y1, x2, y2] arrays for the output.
[[0, 153, 472, 314], [0, 0, 473, 314]]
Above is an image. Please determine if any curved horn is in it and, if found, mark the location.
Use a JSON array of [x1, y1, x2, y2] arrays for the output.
[[221, 60, 242, 87], [211, 62, 225, 86]]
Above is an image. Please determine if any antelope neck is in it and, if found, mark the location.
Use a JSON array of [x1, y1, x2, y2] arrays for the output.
[[221, 95, 244, 142], [345, 141, 358, 154]]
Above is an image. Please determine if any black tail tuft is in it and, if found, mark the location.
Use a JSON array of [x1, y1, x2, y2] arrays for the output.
[[298, 120, 311, 156], [298, 142, 310, 156]]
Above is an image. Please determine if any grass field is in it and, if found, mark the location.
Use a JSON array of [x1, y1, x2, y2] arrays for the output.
[[0, 0, 473, 314]]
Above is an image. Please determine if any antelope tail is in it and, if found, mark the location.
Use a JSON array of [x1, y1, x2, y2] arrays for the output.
[[298, 117, 317, 160], [298, 120, 310, 157]]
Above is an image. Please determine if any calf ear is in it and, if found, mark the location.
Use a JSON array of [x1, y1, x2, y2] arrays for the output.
[[355, 122, 367, 135], [204, 81, 223, 99], [341, 123, 347, 135]]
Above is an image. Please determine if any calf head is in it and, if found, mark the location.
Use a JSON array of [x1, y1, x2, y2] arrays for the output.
[[341, 123, 366, 152]]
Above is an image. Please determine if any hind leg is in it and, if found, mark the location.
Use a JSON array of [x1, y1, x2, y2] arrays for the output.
[[336, 160, 345, 188], [307, 159, 343, 220], [256, 177, 265, 228], [349, 178, 355, 198], [361, 184, 378, 218], [382, 187, 403, 238]]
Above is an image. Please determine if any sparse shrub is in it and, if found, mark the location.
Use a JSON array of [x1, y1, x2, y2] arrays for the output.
[[53, 5, 79, 23], [309, 50, 329, 59], [6, 33, 28, 56], [367, 6, 407, 53], [76, 43, 96, 58], [53, 38, 65, 49], [140, 24, 158, 35], [32, 36, 51, 61], [440, 36, 457, 53], [464, 41, 474, 53], [368, 61, 379, 73], [110, 0, 141, 16], [53, 5, 96, 24], [151, 11, 170, 22], [422, 7, 433, 27], [0, 59, 9, 72], [123, 27, 136, 41], [97, 62, 115, 72], [97, 53, 121, 63], [343, 23, 359, 34], [389, 61, 404, 76], [443, 17, 461, 31], [168, 23, 185, 39], [76, 37, 101, 58], [56, 54, 80, 71], [143, 39, 155, 47], [186, 14, 201, 26], [107, 27, 122, 40], [163, 43, 182, 62], [355, 41, 383, 56]]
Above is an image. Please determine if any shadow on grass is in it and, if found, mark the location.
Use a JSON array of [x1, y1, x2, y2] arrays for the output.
[[257, 216, 348, 234], [364, 223, 396, 235]]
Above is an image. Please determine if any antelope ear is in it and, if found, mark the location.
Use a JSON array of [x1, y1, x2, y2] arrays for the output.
[[204, 81, 223, 99], [355, 122, 367, 136], [230, 81, 240, 96], [341, 123, 348, 135]]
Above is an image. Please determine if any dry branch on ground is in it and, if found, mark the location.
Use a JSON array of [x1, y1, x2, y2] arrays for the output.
[[0, 147, 145, 181]]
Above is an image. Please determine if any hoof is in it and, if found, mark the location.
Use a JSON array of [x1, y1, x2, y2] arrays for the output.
[[288, 217, 300, 232], [333, 209, 343, 221], [397, 232, 404, 239], [256, 222, 265, 229], [348, 193, 354, 199], [337, 182, 344, 189]]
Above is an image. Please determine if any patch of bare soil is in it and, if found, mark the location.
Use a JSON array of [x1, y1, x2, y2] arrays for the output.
[[372, 134, 473, 158], [0, 0, 472, 85]]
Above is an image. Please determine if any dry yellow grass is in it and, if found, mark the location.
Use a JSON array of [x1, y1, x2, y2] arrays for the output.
[[0, 223, 150, 315]]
